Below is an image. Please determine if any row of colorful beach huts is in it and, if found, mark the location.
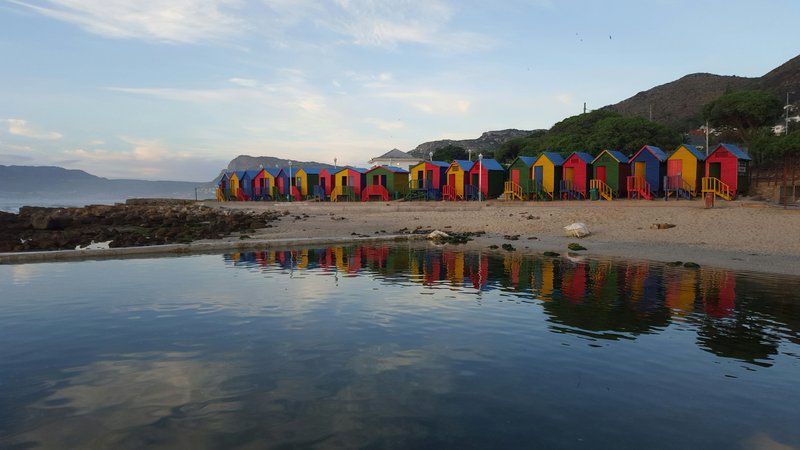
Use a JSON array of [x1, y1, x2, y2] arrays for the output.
[[216, 143, 751, 203]]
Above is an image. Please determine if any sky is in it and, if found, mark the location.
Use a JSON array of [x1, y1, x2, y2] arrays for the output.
[[0, 0, 798, 181]]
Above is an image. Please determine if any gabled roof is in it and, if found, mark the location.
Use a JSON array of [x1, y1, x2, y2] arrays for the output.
[[631, 145, 667, 162], [593, 150, 629, 164], [567, 151, 594, 164], [449, 159, 475, 171], [369, 165, 409, 174], [536, 152, 565, 166], [235, 170, 249, 179], [336, 166, 368, 175], [412, 160, 450, 170], [511, 155, 538, 167], [263, 167, 281, 177], [370, 148, 417, 160], [219, 171, 231, 179], [473, 158, 504, 171], [245, 169, 262, 178], [298, 167, 321, 175], [715, 143, 751, 161], [671, 144, 706, 161]]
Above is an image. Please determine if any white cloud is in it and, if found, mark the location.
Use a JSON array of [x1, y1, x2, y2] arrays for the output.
[[228, 77, 259, 88], [377, 90, 472, 115], [9, 0, 244, 43], [4, 118, 63, 140], [365, 118, 405, 131]]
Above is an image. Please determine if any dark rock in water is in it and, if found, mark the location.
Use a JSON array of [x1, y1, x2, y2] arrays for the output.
[[543, 251, 560, 257], [488, 244, 499, 249], [568, 243, 586, 251], [501, 243, 516, 251], [667, 261, 683, 266], [683, 262, 701, 268]]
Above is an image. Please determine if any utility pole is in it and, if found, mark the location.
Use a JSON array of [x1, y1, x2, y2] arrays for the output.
[[583, 102, 587, 114], [705, 121, 710, 157]]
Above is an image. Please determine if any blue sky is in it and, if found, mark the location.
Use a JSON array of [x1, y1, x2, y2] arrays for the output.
[[1, 0, 798, 181]]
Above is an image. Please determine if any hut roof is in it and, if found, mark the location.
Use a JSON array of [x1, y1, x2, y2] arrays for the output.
[[475, 158, 504, 171], [264, 167, 281, 177], [632, 145, 667, 162], [594, 150, 629, 164], [300, 167, 321, 175], [672, 144, 706, 161], [451, 160, 475, 171], [245, 169, 262, 178], [569, 151, 594, 164], [716, 143, 751, 161], [370, 165, 409, 174], [538, 152, 565, 166], [511, 156, 538, 167], [337, 166, 368, 174], [235, 170, 248, 179], [429, 160, 451, 167]]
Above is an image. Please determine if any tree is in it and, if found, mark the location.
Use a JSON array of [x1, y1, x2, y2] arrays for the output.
[[431, 144, 468, 161], [702, 90, 783, 144]]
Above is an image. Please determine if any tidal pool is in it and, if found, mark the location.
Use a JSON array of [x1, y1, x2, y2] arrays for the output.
[[1, 244, 799, 449]]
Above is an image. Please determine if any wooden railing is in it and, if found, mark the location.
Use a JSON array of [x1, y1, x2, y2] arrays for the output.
[[702, 177, 733, 201], [331, 185, 356, 202], [503, 180, 525, 200], [559, 179, 583, 200], [235, 188, 250, 201], [626, 176, 652, 200], [464, 184, 480, 200], [442, 184, 460, 201], [361, 184, 389, 201], [216, 187, 226, 201], [589, 179, 613, 201]]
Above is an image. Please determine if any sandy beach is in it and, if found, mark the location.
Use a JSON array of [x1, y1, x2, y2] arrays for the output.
[[206, 199, 800, 276]]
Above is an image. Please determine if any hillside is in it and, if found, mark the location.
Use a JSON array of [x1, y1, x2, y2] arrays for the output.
[[0, 165, 208, 203], [607, 54, 800, 129], [408, 129, 540, 157], [227, 155, 337, 172]]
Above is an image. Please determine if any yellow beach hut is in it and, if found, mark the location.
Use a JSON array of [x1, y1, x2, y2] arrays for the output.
[[294, 167, 321, 198], [443, 160, 475, 201], [666, 144, 706, 198], [531, 152, 565, 199]]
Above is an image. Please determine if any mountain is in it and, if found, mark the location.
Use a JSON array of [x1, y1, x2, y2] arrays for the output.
[[408, 129, 541, 157], [607, 54, 800, 129], [0, 165, 209, 206], [227, 155, 337, 172]]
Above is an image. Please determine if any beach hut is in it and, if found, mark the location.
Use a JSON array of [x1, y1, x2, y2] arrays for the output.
[[503, 156, 537, 200], [316, 168, 336, 200], [216, 172, 231, 201], [665, 144, 705, 199], [251, 168, 279, 200], [627, 145, 667, 199], [703, 143, 751, 200], [294, 167, 320, 199], [228, 171, 241, 200], [531, 152, 565, 200], [230, 170, 252, 201], [408, 160, 449, 200], [331, 167, 367, 202], [591, 150, 630, 200], [443, 160, 475, 201], [560, 152, 593, 199], [363, 165, 409, 201], [469, 158, 505, 200]]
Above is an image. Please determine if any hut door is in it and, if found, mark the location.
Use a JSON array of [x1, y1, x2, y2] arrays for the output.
[[596, 166, 606, 182], [341, 175, 348, 186], [564, 167, 574, 181], [320, 178, 326, 189], [380, 175, 387, 187], [471, 173, 479, 186], [709, 162, 721, 179], [534, 165, 543, 183], [668, 159, 682, 176], [511, 169, 520, 185], [634, 162, 646, 179], [449, 173, 456, 187], [426, 170, 434, 188]]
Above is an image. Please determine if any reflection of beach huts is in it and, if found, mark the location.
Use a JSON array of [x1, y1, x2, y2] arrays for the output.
[[408, 160, 449, 200], [469, 158, 505, 200], [628, 145, 667, 199], [591, 150, 630, 200], [503, 156, 537, 200], [443, 160, 475, 201], [703, 143, 751, 200], [331, 167, 367, 201], [665, 144, 705, 199], [531, 152, 564, 199], [560, 152, 593, 199], [362, 166, 409, 201], [294, 167, 320, 199]]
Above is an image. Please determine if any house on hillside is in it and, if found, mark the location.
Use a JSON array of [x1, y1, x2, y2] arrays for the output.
[[367, 149, 422, 171]]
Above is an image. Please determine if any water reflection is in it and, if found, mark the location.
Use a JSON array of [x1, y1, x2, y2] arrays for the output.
[[226, 245, 800, 366]]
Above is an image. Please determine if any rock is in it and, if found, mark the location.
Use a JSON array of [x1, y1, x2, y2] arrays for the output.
[[503, 234, 520, 241], [651, 223, 676, 230], [501, 243, 516, 251], [568, 243, 586, 251], [488, 244, 499, 249], [427, 230, 450, 240], [543, 251, 560, 257], [564, 222, 590, 238], [667, 261, 683, 266], [683, 262, 700, 268]]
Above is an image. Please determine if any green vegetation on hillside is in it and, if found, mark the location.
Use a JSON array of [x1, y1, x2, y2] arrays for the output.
[[493, 110, 681, 163], [431, 144, 470, 161], [703, 90, 784, 146]]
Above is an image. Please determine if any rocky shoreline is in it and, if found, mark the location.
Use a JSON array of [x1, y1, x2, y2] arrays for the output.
[[0, 199, 284, 252]]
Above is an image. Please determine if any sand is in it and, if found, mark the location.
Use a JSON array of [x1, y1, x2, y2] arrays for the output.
[[206, 199, 800, 276]]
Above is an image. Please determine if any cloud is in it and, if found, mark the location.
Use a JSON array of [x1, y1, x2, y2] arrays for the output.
[[4, 118, 63, 140], [9, 0, 244, 44], [377, 90, 472, 115], [365, 118, 405, 131], [228, 77, 259, 88]]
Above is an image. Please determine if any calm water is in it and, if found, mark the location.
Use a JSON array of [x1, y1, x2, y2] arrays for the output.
[[1, 244, 799, 449]]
